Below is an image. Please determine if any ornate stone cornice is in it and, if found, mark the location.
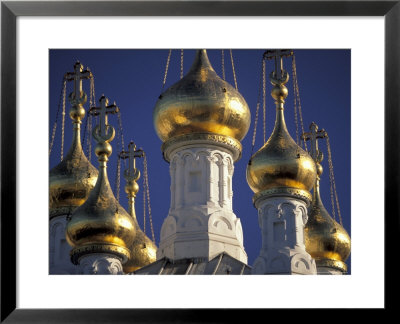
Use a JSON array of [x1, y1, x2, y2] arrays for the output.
[[161, 133, 242, 162]]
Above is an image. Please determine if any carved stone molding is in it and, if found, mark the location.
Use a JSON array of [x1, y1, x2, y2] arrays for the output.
[[162, 133, 242, 162], [79, 254, 124, 274]]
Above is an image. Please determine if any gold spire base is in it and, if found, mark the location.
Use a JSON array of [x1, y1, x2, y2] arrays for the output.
[[70, 243, 131, 265]]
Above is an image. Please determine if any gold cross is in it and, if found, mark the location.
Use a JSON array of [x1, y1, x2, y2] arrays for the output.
[[64, 61, 92, 100], [90, 95, 119, 143], [302, 122, 327, 162], [264, 49, 293, 81], [120, 141, 144, 180]]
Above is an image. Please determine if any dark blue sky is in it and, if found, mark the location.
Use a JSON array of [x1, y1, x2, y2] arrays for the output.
[[49, 49, 351, 273]]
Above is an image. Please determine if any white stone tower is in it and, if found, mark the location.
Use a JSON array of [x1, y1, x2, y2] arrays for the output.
[[152, 50, 251, 265], [246, 50, 317, 275]]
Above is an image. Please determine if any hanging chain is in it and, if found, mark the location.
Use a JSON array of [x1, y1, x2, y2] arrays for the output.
[[90, 76, 98, 126], [292, 58, 300, 146], [60, 80, 67, 161], [292, 55, 308, 151], [87, 75, 95, 165], [114, 110, 126, 202], [221, 50, 226, 81], [250, 57, 265, 158], [79, 111, 89, 168], [143, 173, 146, 235], [116, 155, 121, 202], [180, 49, 184, 79], [49, 78, 66, 157], [114, 120, 122, 202], [86, 108, 93, 165], [117, 110, 126, 169], [143, 153, 156, 243], [262, 59, 267, 144], [326, 135, 343, 226], [161, 49, 172, 91], [229, 49, 238, 90]]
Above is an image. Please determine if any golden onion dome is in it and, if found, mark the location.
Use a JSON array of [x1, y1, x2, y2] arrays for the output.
[[153, 49, 251, 143], [305, 165, 351, 273], [246, 71, 316, 198], [66, 95, 136, 265], [49, 99, 98, 219], [65, 162, 136, 264], [121, 164, 157, 273]]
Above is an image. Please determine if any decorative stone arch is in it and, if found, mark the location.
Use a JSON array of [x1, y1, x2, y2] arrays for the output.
[[291, 253, 314, 274], [208, 211, 235, 236], [212, 152, 224, 166]]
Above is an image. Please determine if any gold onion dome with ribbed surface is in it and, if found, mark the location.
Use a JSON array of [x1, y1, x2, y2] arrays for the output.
[[153, 50, 251, 144], [305, 164, 351, 272], [246, 67, 316, 198], [66, 97, 136, 264], [49, 97, 98, 219]]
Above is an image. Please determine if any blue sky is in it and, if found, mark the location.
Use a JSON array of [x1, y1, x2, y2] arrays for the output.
[[49, 49, 351, 273]]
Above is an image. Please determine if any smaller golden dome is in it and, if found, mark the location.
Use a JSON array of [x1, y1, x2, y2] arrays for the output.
[[246, 83, 316, 197], [305, 166, 351, 273], [247, 55, 316, 199], [66, 95, 136, 265], [153, 49, 251, 143], [49, 143, 98, 219], [66, 164, 136, 264], [120, 151, 157, 273], [246, 111, 316, 195], [49, 109, 98, 219]]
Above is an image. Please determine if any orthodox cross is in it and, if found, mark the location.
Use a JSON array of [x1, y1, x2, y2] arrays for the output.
[[264, 49, 293, 81], [302, 122, 327, 162], [90, 95, 119, 142], [64, 61, 92, 99], [120, 141, 144, 180]]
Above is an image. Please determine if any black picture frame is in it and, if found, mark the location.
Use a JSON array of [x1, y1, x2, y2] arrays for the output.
[[1, 0, 397, 322]]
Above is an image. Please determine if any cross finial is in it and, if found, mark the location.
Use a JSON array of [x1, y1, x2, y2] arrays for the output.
[[120, 141, 144, 181], [264, 49, 293, 83], [302, 122, 327, 162], [64, 61, 92, 104], [90, 95, 119, 144]]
